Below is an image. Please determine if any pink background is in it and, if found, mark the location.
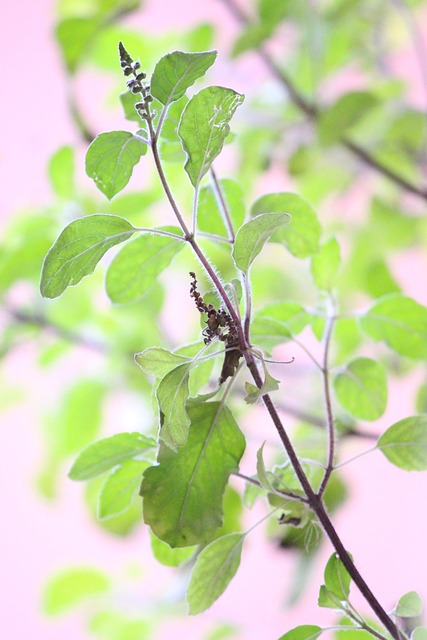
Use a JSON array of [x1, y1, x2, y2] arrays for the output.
[[2, 1, 427, 639]]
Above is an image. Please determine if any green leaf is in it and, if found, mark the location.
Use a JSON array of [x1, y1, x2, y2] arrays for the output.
[[151, 50, 217, 106], [412, 628, 427, 640], [318, 584, 343, 610], [43, 567, 110, 615], [141, 402, 245, 547], [324, 552, 351, 601], [311, 237, 341, 291], [256, 442, 275, 492], [377, 415, 427, 471], [251, 193, 321, 258], [251, 302, 311, 347], [105, 227, 184, 304], [396, 591, 423, 617], [197, 179, 245, 238], [232, 213, 290, 274], [178, 86, 244, 187], [56, 16, 99, 74], [245, 367, 280, 404], [333, 357, 387, 421], [48, 146, 75, 199], [317, 91, 378, 146], [359, 294, 427, 359], [119, 90, 144, 123], [69, 432, 156, 481], [277, 625, 323, 640], [135, 347, 190, 377], [98, 459, 148, 520], [40, 214, 135, 298], [85, 131, 147, 200], [157, 363, 191, 450], [187, 532, 245, 614], [150, 531, 195, 567]]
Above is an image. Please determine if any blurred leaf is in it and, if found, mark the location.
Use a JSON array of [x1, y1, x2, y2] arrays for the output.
[[119, 90, 143, 122], [311, 237, 341, 291], [317, 91, 378, 145], [251, 302, 311, 348], [396, 591, 423, 617], [56, 16, 99, 74], [86, 131, 147, 199], [251, 193, 321, 258], [178, 86, 244, 187], [43, 567, 110, 615], [333, 357, 387, 421], [233, 213, 290, 274], [88, 610, 151, 640], [377, 415, 427, 471], [232, 24, 272, 56], [98, 459, 148, 519], [151, 50, 217, 105], [48, 146, 75, 198], [105, 227, 184, 303], [150, 531, 195, 567], [141, 402, 245, 547], [416, 384, 427, 413], [197, 179, 245, 238], [69, 432, 156, 480], [359, 294, 427, 359], [40, 214, 135, 298], [277, 625, 323, 640], [412, 629, 427, 640]]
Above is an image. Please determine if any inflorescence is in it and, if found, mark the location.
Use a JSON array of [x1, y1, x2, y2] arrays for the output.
[[118, 41, 155, 122]]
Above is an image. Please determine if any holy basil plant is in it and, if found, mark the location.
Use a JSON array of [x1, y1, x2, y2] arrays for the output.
[[40, 46, 427, 640]]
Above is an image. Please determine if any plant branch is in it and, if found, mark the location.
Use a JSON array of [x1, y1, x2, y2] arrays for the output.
[[318, 309, 336, 498], [209, 167, 236, 241], [219, 0, 427, 202]]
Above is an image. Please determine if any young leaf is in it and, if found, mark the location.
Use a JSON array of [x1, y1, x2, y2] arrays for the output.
[[48, 145, 75, 199], [333, 357, 387, 421], [43, 567, 110, 615], [178, 86, 244, 187], [377, 415, 427, 471], [317, 91, 378, 146], [256, 442, 276, 492], [359, 294, 427, 359], [135, 347, 190, 378], [150, 532, 195, 567], [251, 192, 321, 258], [141, 402, 245, 547], [85, 131, 147, 200], [151, 50, 217, 106], [40, 214, 135, 298], [157, 363, 191, 450], [395, 591, 423, 617], [186, 533, 245, 614], [324, 552, 351, 601], [251, 302, 311, 347], [105, 227, 184, 303], [311, 237, 341, 291], [277, 625, 323, 640], [69, 432, 156, 481], [245, 367, 280, 404], [232, 213, 290, 274], [98, 459, 148, 520], [318, 584, 343, 610]]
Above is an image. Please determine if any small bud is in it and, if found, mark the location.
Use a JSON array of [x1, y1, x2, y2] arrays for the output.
[[132, 61, 141, 71], [136, 72, 146, 81], [131, 85, 141, 94], [124, 67, 132, 76]]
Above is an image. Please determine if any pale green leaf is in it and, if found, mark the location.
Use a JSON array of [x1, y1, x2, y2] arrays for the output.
[[56, 16, 99, 74], [69, 432, 156, 481], [324, 552, 351, 601], [251, 302, 311, 347], [333, 357, 387, 421], [396, 591, 423, 617], [43, 567, 110, 615], [412, 628, 427, 640], [40, 214, 135, 298], [359, 294, 427, 359], [85, 131, 147, 199], [197, 179, 245, 238], [98, 459, 148, 520], [232, 212, 290, 274], [48, 146, 75, 199], [151, 50, 217, 106], [178, 86, 244, 187], [377, 415, 427, 471], [277, 625, 323, 640], [141, 402, 245, 547], [187, 533, 245, 614], [105, 227, 184, 303], [311, 236, 341, 291], [256, 442, 275, 492], [245, 368, 280, 404], [134, 347, 190, 378], [150, 531, 195, 567], [251, 193, 321, 258], [157, 363, 191, 450], [318, 91, 378, 146], [318, 584, 343, 610], [119, 90, 144, 122]]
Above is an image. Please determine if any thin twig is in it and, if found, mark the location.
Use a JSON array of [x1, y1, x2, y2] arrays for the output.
[[318, 309, 336, 498], [210, 167, 236, 242]]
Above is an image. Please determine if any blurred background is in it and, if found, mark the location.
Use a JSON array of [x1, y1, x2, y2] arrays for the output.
[[1, 0, 427, 638]]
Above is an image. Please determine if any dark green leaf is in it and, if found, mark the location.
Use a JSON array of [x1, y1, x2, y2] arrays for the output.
[[105, 227, 184, 303], [48, 146, 75, 199], [377, 415, 427, 471], [178, 86, 244, 187], [317, 91, 378, 146], [333, 357, 387, 421], [396, 591, 423, 617], [135, 347, 190, 377], [157, 363, 191, 450], [85, 131, 147, 200], [277, 625, 323, 640], [187, 533, 245, 614], [251, 193, 321, 258], [311, 236, 341, 291], [141, 402, 245, 547], [40, 214, 135, 298], [324, 552, 351, 601], [43, 567, 110, 615], [359, 294, 427, 359], [98, 459, 148, 520], [233, 213, 290, 274], [151, 50, 217, 106], [69, 432, 156, 481]]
